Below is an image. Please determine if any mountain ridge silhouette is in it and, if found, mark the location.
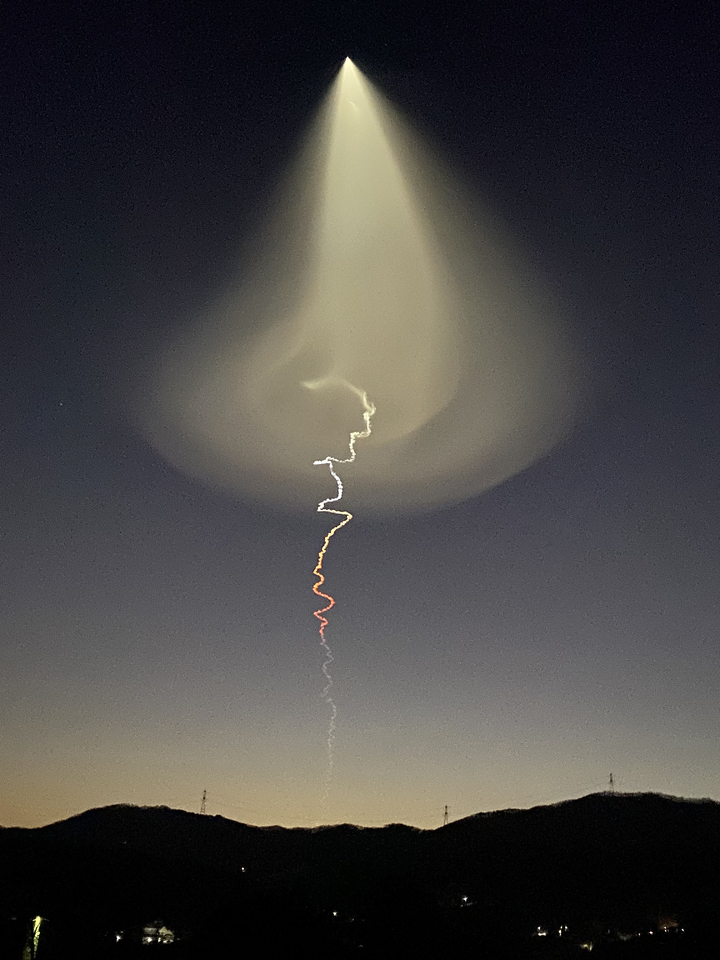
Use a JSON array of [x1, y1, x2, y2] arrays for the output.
[[2, 791, 718, 957]]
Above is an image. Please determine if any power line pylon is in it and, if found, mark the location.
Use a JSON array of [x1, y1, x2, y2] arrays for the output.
[[200, 789, 207, 815]]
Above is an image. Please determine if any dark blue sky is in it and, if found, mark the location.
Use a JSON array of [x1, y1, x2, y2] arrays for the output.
[[2, 1, 719, 827]]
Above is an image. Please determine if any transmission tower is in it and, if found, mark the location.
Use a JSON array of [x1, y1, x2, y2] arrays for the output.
[[200, 789, 207, 815], [443, 804, 449, 826], [608, 773, 615, 793]]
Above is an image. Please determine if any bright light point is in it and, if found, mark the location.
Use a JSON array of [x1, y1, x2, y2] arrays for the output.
[[140, 62, 585, 515]]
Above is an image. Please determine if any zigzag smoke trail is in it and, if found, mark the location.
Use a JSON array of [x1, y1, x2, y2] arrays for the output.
[[312, 387, 376, 799]]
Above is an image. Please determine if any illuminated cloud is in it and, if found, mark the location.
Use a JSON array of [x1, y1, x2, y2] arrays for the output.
[[139, 59, 583, 514]]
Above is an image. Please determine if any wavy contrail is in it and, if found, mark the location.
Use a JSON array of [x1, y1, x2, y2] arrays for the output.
[[310, 383, 375, 800]]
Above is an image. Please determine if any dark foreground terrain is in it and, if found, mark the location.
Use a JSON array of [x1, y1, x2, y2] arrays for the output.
[[2, 792, 718, 958]]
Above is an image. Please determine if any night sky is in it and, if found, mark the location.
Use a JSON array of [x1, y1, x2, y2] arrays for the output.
[[3, 1, 719, 829]]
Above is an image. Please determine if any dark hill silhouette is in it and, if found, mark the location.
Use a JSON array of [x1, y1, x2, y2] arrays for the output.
[[1, 792, 718, 958]]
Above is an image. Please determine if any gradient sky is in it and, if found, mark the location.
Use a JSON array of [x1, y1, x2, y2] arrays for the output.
[[2, 1, 719, 829]]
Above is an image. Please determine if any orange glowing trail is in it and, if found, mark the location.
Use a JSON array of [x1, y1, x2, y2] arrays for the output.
[[312, 388, 375, 793]]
